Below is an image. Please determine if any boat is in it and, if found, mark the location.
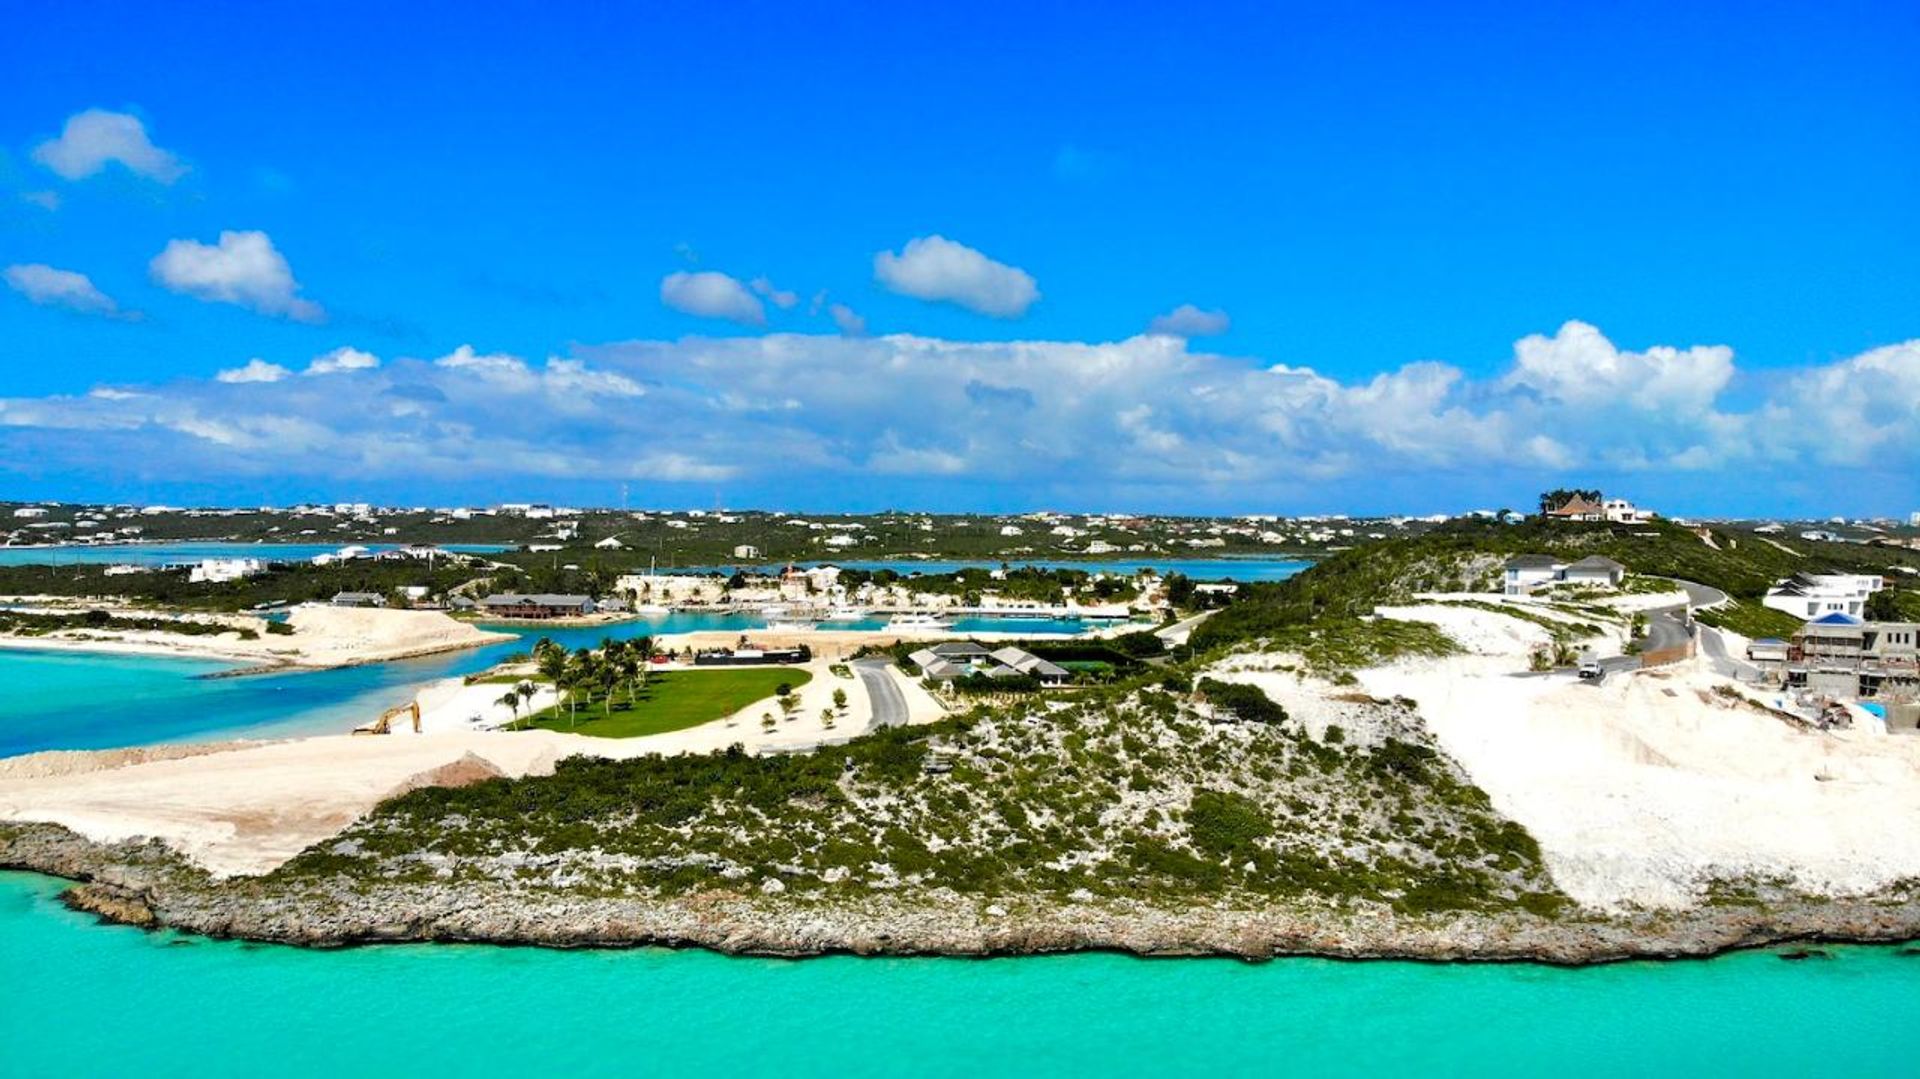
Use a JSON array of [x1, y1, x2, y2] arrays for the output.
[[818, 606, 867, 622], [884, 612, 952, 630]]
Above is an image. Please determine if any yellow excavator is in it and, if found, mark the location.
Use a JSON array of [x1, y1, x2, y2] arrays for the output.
[[352, 700, 421, 736]]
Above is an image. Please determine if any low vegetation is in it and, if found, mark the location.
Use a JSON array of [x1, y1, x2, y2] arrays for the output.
[[0, 607, 261, 639], [273, 682, 1564, 918], [1694, 599, 1806, 640]]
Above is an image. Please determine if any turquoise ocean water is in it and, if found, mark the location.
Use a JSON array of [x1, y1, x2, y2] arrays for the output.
[[0, 609, 1141, 757], [1, 870, 1913, 1077]]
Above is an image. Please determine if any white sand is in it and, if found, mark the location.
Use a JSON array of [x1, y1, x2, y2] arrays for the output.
[[1357, 606, 1920, 910], [0, 658, 949, 876], [0, 605, 512, 669]]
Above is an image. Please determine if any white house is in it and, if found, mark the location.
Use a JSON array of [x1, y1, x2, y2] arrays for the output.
[[1761, 573, 1884, 620], [1503, 555, 1563, 595], [732, 544, 761, 559], [1503, 554, 1626, 594], [1602, 498, 1651, 524], [1560, 555, 1626, 588], [188, 558, 264, 583]]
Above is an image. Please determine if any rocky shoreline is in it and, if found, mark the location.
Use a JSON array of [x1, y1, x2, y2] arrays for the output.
[[8, 821, 1917, 964]]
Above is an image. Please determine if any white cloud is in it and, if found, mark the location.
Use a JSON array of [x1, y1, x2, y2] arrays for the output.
[[21, 191, 61, 211], [32, 109, 186, 183], [1146, 304, 1230, 338], [660, 271, 766, 326], [433, 344, 642, 400], [873, 235, 1039, 317], [1758, 340, 1920, 466], [150, 231, 324, 322], [215, 359, 291, 384], [1503, 320, 1732, 415], [4, 263, 120, 316], [829, 303, 867, 337], [305, 347, 380, 375], [1, 325, 1914, 506], [750, 277, 799, 309]]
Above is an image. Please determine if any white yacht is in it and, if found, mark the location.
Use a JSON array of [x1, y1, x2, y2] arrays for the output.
[[883, 612, 952, 630], [818, 606, 868, 622]]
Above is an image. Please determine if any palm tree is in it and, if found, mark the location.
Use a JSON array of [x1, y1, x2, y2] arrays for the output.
[[497, 689, 520, 724]]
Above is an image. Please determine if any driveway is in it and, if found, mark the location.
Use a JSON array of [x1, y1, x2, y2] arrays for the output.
[[854, 658, 909, 729]]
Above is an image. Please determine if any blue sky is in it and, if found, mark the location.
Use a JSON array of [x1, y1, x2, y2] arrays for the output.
[[2, 1, 1916, 515]]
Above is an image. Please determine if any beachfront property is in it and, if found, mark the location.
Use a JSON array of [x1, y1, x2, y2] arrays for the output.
[[908, 642, 1071, 686], [1761, 572, 1884, 620], [692, 642, 811, 666], [1502, 554, 1626, 595], [1782, 613, 1920, 702], [479, 593, 595, 619]]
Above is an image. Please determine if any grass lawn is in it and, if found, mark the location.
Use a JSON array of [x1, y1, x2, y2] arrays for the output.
[[511, 667, 812, 738]]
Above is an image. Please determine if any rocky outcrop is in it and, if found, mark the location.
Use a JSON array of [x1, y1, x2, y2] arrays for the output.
[[6, 820, 1916, 963]]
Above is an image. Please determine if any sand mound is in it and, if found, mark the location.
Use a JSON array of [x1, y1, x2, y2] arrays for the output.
[[281, 606, 513, 666], [0, 741, 261, 780], [381, 751, 507, 801]]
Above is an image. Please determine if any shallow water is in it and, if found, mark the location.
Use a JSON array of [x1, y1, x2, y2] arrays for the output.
[[0, 871, 1912, 1077], [0, 608, 1130, 756]]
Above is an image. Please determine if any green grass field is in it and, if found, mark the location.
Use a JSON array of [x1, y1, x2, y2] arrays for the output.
[[512, 667, 812, 738]]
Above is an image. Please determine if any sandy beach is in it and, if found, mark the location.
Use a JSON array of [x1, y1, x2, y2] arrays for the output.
[[0, 605, 515, 670], [0, 653, 944, 877]]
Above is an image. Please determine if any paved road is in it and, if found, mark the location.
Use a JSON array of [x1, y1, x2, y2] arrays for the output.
[[1665, 578, 1729, 610], [854, 659, 909, 729], [1698, 623, 1762, 680], [1643, 605, 1692, 654]]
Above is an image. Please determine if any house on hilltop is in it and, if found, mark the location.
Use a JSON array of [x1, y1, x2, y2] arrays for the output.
[[1545, 495, 1605, 521]]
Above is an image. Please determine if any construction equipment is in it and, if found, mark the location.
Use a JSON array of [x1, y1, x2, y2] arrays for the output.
[[352, 700, 420, 736]]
